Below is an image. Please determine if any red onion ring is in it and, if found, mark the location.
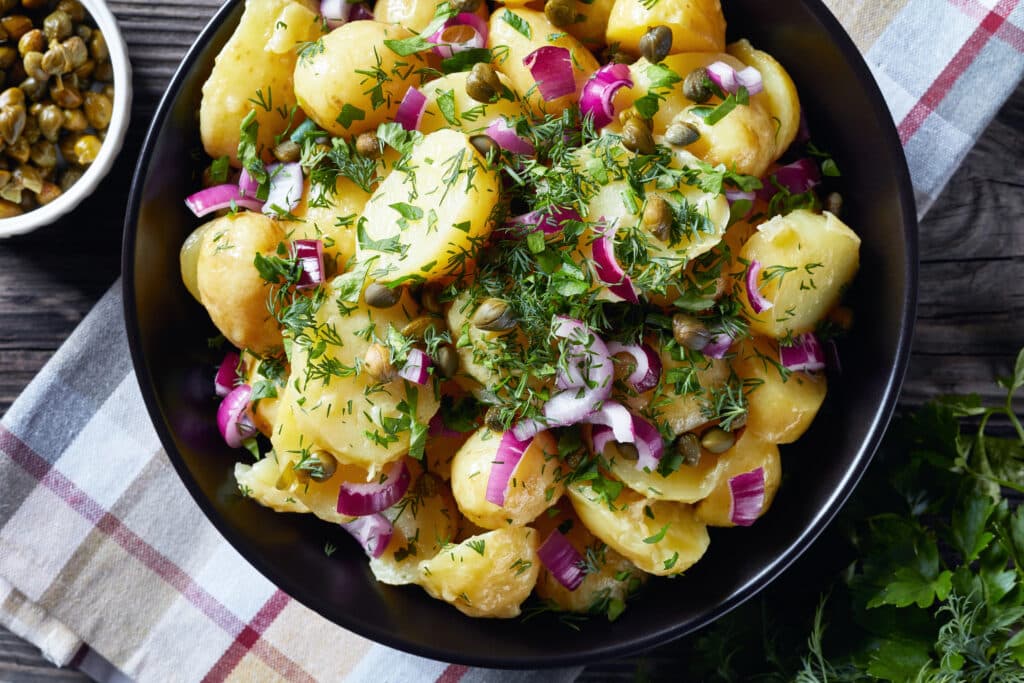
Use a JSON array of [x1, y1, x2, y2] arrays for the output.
[[214, 351, 240, 397], [606, 342, 661, 394], [523, 46, 575, 101], [185, 184, 264, 217], [217, 384, 256, 449], [340, 513, 393, 558], [581, 400, 633, 443], [238, 167, 260, 198], [589, 411, 664, 471], [263, 162, 303, 216], [291, 239, 324, 289], [429, 13, 488, 58], [485, 117, 535, 155], [729, 467, 766, 526], [745, 259, 774, 314], [758, 158, 821, 201], [579, 63, 632, 129], [592, 223, 638, 304], [537, 530, 585, 591], [702, 332, 735, 359], [337, 460, 411, 516], [501, 206, 580, 238], [395, 86, 427, 131], [320, 0, 351, 28], [779, 333, 826, 373], [485, 431, 533, 506], [705, 61, 763, 96], [398, 348, 432, 385]]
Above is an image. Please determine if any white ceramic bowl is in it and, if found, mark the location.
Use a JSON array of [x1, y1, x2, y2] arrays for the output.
[[0, 0, 132, 238]]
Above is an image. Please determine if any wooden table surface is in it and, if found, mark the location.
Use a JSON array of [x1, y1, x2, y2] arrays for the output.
[[1, 0, 1022, 679]]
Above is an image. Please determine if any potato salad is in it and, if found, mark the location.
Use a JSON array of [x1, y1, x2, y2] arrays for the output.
[[181, 0, 861, 620]]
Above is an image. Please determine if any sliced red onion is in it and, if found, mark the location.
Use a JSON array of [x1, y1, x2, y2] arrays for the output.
[[320, 0, 351, 27], [291, 239, 324, 289], [238, 167, 260, 198], [758, 158, 821, 201], [579, 63, 632, 129], [702, 332, 735, 359], [349, 3, 374, 20], [485, 431, 533, 506], [214, 351, 240, 397], [780, 333, 826, 373], [523, 46, 575, 101], [398, 348, 431, 385], [503, 206, 580, 237], [185, 184, 264, 217], [340, 513, 393, 558], [429, 13, 488, 58], [262, 162, 303, 217], [581, 400, 633, 443], [705, 61, 763, 96], [538, 530, 585, 591], [589, 412, 663, 471], [745, 259, 774, 314], [337, 460, 411, 516], [590, 424, 615, 457], [725, 189, 755, 204], [485, 117, 534, 155], [217, 384, 256, 449], [729, 467, 766, 526], [592, 224, 639, 304], [606, 342, 661, 394], [395, 86, 427, 131]]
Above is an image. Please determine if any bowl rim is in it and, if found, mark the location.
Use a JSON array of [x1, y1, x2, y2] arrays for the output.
[[122, 0, 918, 668], [0, 0, 133, 239]]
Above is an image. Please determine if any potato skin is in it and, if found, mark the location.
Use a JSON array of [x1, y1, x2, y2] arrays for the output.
[[196, 212, 285, 354], [200, 0, 320, 166], [293, 21, 432, 137]]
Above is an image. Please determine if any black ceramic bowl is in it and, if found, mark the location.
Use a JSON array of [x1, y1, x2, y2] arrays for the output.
[[124, 0, 917, 668]]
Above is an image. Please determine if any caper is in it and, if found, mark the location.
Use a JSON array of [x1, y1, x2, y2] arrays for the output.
[[36, 180, 61, 205], [18, 190, 37, 211], [0, 105, 25, 144], [43, 10, 73, 42], [37, 104, 61, 141], [616, 442, 640, 461], [0, 170, 22, 201], [293, 449, 338, 483], [415, 471, 441, 498], [0, 169, 9, 188], [1, 16, 33, 41], [700, 427, 735, 454], [22, 51, 47, 82], [642, 195, 673, 242], [420, 283, 443, 313], [49, 82, 82, 109], [14, 165, 42, 194], [353, 130, 379, 159], [0, 198, 20, 217], [638, 25, 672, 63], [75, 24, 92, 42], [449, 0, 481, 12], [63, 37, 88, 69], [435, 344, 459, 379], [18, 29, 45, 58], [0, 0, 15, 14], [41, 45, 71, 76], [19, 77, 46, 102], [602, 45, 635, 65], [7, 60, 24, 85], [471, 298, 516, 332], [0, 47, 17, 70], [664, 121, 700, 147], [0, 87, 24, 109], [21, 0, 49, 9], [63, 107, 87, 131], [671, 313, 710, 350], [544, 0, 576, 28], [469, 134, 498, 160], [29, 139, 56, 167], [5, 135, 28, 162], [270, 138, 300, 163], [683, 67, 712, 103], [401, 315, 443, 341], [364, 281, 401, 308], [71, 133, 101, 165], [675, 432, 702, 466], [621, 116, 655, 155], [93, 60, 112, 82], [56, 0, 85, 23], [19, 113, 38, 143], [58, 165, 82, 191], [825, 191, 843, 216], [73, 58, 94, 81], [102, 83, 114, 100], [465, 62, 501, 104], [363, 343, 394, 382], [484, 406, 504, 433]]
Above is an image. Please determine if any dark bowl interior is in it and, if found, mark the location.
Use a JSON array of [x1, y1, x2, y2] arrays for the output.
[[123, 0, 917, 668]]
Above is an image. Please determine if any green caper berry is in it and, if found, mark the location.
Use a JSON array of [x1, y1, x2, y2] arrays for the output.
[[700, 427, 735, 454], [676, 433, 702, 467], [484, 406, 505, 433], [401, 315, 443, 341], [294, 449, 338, 483], [471, 298, 516, 332], [465, 62, 501, 104], [638, 25, 672, 64], [621, 117, 655, 155], [672, 313, 710, 351], [642, 195, 673, 242], [683, 67, 712, 103], [617, 442, 640, 461], [544, 0, 576, 28], [364, 282, 401, 308], [664, 121, 700, 147], [469, 134, 498, 160], [420, 283, 443, 313], [42, 11, 72, 43], [355, 131, 380, 159], [363, 343, 394, 382], [272, 139, 301, 163], [435, 344, 459, 379]]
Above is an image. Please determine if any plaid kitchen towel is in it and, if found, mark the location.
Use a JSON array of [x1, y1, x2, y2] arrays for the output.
[[1, 1, 1023, 681]]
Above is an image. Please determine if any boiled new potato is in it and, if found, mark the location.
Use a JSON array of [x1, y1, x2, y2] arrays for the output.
[[294, 21, 432, 137], [739, 210, 860, 338], [234, 457, 310, 514], [606, 440, 726, 503], [728, 39, 802, 157], [285, 282, 440, 470], [370, 471, 462, 585], [532, 501, 646, 614], [242, 351, 284, 436], [374, 0, 488, 32], [291, 176, 372, 274], [200, 0, 320, 165], [419, 71, 525, 136], [564, 0, 616, 49], [488, 8, 600, 118], [194, 211, 285, 354], [695, 432, 781, 527], [418, 526, 540, 617], [445, 291, 530, 399], [732, 335, 827, 444], [450, 428, 562, 529], [356, 129, 500, 283], [606, 0, 725, 55], [568, 481, 709, 576]]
